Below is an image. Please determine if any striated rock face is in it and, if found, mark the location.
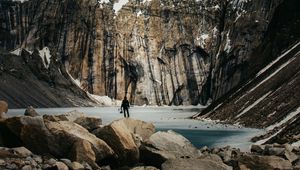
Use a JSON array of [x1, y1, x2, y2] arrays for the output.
[[0, 0, 290, 106], [194, 0, 300, 144]]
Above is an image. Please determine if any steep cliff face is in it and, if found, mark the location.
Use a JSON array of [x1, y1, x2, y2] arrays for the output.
[[194, 0, 300, 144], [0, 0, 288, 106]]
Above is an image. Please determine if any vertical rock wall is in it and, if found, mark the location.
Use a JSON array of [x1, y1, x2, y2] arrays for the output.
[[0, 0, 284, 105]]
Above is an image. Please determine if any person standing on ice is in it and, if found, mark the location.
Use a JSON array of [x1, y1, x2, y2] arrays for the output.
[[121, 96, 130, 118]]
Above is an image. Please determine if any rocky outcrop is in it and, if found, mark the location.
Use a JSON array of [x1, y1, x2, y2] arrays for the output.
[[0, 115, 115, 168], [194, 0, 300, 144], [0, 101, 8, 114], [0, 50, 96, 108], [0, 0, 293, 106], [1, 109, 300, 169], [161, 158, 232, 170], [140, 130, 201, 168], [24, 106, 39, 117]]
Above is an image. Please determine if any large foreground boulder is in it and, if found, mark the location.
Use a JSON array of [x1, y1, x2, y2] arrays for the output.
[[0, 100, 8, 119], [238, 154, 293, 170], [161, 158, 232, 170], [45, 121, 115, 163], [2, 116, 114, 167], [43, 110, 85, 122], [113, 118, 155, 141], [74, 116, 102, 132], [93, 119, 140, 167], [140, 130, 201, 168]]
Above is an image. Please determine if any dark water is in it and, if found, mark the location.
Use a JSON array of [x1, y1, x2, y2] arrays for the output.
[[157, 128, 246, 148]]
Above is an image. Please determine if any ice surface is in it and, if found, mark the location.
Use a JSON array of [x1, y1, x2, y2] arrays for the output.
[[8, 106, 262, 151]]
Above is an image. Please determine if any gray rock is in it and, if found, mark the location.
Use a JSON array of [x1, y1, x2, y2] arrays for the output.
[[161, 158, 232, 170], [43, 110, 85, 122], [33, 156, 43, 164], [24, 106, 40, 117], [92, 119, 139, 167], [199, 154, 223, 163], [218, 149, 232, 162], [70, 162, 85, 170], [54, 162, 69, 170], [251, 145, 265, 154], [12, 147, 33, 158], [267, 147, 285, 156], [130, 166, 159, 170], [140, 130, 201, 168], [148, 130, 201, 158], [238, 154, 292, 170], [0, 159, 5, 165], [74, 117, 102, 132], [283, 149, 298, 163], [21, 165, 32, 170], [45, 158, 57, 166]]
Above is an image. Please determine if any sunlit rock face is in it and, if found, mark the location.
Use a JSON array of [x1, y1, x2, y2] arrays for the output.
[[0, 0, 284, 105]]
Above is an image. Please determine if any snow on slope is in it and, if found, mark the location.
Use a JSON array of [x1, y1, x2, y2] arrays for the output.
[[236, 91, 271, 118], [256, 42, 300, 77], [113, 0, 129, 13], [39, 47, 51, 69], [266, 106, 300, 131]]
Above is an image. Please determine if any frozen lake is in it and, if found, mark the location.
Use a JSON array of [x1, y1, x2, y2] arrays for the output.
[[8, 106, 262, 151]]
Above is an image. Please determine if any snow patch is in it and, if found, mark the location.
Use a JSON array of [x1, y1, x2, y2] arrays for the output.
[[256, 42, 300, 77], [113, 0, 129, 14], [255, 128, 283, 145], [10, 48, 33, 56], [196, 33, 210, 48], [12, 0, 28, 3], [266, 106, 300, 131], [137, 10, 143, 16], [224, 31, 231, 53], [250, 57, 296, 93], [10, 48, 22, 56], [97, 0, 110, 3], [236, 92, 271, 118], [88, 93, 121, 106], [38, 47, 51, 69]]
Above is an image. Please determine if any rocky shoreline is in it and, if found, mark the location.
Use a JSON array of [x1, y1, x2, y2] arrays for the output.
[[0, 107, 299, 170]]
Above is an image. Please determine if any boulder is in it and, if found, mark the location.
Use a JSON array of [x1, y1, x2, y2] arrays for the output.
[[3, 116, 114, 166], [161, 158, 232, 170], [53, 162, 69, 170], [111, 118, 155, 141], [92, 119, 139, 167], [130, 166, 159, 170], [147, 130, 201, 158], [24, 106, 40, 117], [45, 121, 115, 162], [43, 110, 85, 122], [4, 116, 51, 153], [74, 116, 102, 132], [140, 130, 201, 168], [199, 154, 223, 163], [0, 101, 8, 120], [11, 147, 32, 158], [238, 154, 292, 170], [0, 101, 8, 114], [218, 149, 232, 163], [283, 149, 298, 163], [69, 139, 99, 169], [251, 145, 265, 154]]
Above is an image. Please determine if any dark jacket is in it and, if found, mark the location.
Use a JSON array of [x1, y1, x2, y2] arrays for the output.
[[121, 99, 130, 109]]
